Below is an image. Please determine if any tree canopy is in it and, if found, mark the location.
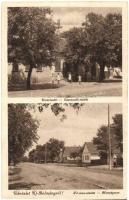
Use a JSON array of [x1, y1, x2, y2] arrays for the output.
[[63, 12, 122, 81], [8, 104, 39, 165], [93, 113, 122, 164], [29, 138, 64, 163], [112, 114, 123, 152], [8, 7, 58, 89]]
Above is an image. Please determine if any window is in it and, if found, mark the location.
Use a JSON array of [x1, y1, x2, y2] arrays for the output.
[[85, 155, 89, 160]]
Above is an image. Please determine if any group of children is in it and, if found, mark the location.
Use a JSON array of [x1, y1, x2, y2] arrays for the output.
[[68, 73, 82, 84], [51, 62, 120, 86]]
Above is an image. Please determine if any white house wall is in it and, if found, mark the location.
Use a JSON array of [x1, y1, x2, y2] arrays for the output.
[[82, 144, 91, 163], [82, 154, 91, 163], [8, 64, 52, 83], [91, 155, 100, 160], [8, 62, 64, 84]]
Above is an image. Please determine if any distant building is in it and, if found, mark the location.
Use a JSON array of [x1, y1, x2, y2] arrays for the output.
[[8, 37, 67, 84], [60, 142, 101, 165], [60, 146, 82, 163]]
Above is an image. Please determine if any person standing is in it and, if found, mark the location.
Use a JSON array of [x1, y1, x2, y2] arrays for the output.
[[78, 75, 82, 84], [68, 72, 72, 83], [113, 154, 117, 168], [51, 74, 54, 85], [109, 66, 113, 79], [104, 65, 108, 79], [51, 63, 55, 75], [96, 62, 100, 82], [57, 73, 60, 85]]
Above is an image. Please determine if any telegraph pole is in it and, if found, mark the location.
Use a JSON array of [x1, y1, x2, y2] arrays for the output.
[[108, 104, 112, 170], [45, 143, 47, 164]]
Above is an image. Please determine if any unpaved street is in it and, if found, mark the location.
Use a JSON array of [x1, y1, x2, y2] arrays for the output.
[[9, 162, 123, 190], [8, 81, 122, 97]]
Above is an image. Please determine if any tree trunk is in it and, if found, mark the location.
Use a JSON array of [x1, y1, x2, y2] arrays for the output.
[[26, 65, 33, 90], [99, 64, 105, 82], [12, 61, 18, 73]]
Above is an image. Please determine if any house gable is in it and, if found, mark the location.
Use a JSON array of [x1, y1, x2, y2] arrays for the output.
[[82, 143, 91, 163], [83, 143, 90, 154], [82, 142, 100, 163]]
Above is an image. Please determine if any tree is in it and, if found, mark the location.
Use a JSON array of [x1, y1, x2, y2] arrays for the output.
[[8, 7, 58, 89], [46, 138, 64, 162], [63, 27, 89, 81], [8, 104, 39, 165], [28, 138, 64, 163], [37, 103, 84, 120], [104, 14, 122, 67], [82, 13, 122, 80], [112, 114, 123, 153], [70, 151, 80, 160], [28, 149, 37, 163], [63, 12, 122, 81], [21, 155, 29, 162], [93, 113, 123, 164], [93, 125, 110, 163]]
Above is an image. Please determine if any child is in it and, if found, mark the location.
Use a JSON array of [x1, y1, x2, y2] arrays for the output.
[[78, 75, 82, 84], [51, 74, 54, 84], [113, 154, 117, 168], [104, 65, 108, 79], [57, 73, 60, 85], [68, 73, 72, 83]]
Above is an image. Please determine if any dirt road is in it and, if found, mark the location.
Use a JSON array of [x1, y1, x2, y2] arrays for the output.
[[9, 162, 123, 190], [8, 81, 122, 97]]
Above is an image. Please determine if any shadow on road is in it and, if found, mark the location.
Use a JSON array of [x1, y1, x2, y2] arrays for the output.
[[9, 182, 40, 190], [103, 79, 122, 83], [8, 166, 40, 190], [9, 167, 21, 176], [8, 83, 65, 91]]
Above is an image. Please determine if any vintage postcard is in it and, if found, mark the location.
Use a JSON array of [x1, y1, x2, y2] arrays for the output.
[[5, 2, 126, 98], [1, 1, 128, 200]]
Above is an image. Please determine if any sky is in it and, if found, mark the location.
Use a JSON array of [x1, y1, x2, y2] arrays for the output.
[[51, 7, 122, 32], [27, 103, 122, 154]]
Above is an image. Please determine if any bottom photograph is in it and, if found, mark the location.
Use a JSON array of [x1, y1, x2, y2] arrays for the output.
[[8, 103, 123, 190]]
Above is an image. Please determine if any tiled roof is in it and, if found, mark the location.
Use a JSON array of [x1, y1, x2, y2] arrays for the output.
[[84, 142, 99, 155], [63, 146, 81, 157]]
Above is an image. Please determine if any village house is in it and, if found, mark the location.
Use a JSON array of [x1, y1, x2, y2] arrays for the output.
[[60, 146, 82, 163], [81, 142, 100, 165], [8, 37, 66, 84], [60, 142, 101, 165]]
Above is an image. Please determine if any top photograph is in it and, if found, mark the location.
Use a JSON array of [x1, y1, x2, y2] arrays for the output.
[[8, 6, 122, 97]]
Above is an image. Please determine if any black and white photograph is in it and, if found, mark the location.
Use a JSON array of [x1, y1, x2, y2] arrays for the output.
[[8, 6, 122, 97], [8, 103, 123, 190]]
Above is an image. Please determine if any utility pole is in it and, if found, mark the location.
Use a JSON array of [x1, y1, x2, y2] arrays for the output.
[[45, 143, 47, 164], [108, 104, 112, 170]]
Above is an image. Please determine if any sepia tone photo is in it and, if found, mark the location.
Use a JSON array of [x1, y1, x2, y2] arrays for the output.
[[2, 1, 128, 199], [8, 6, 122, 97], [8, 103, 123, 190]]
